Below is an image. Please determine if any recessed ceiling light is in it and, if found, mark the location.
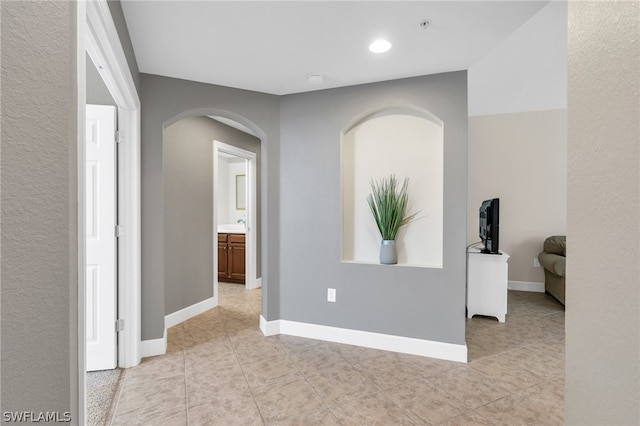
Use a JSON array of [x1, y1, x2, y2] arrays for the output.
[[369, 39, 392, 54]]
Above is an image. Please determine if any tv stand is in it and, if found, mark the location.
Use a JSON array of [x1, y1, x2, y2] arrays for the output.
[[466, 248, 510, 322]]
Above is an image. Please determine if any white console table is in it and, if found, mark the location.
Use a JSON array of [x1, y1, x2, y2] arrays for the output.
[[466, 248, 510, 322]]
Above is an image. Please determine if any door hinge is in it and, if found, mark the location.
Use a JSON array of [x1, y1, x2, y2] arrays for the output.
[[115, 225, 125, 238], [116, 130, 124, 144], [115, 319, 125, 332]]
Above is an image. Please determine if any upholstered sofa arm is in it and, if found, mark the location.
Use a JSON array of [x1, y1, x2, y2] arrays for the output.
[[543, 235, 566, 256], [538, 252, 566, 277]]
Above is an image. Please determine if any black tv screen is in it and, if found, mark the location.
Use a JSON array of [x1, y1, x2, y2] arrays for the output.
[[479, 198, 500, 254]]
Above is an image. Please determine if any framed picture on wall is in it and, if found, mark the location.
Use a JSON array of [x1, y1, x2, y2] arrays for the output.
[[236, 174, 246, 210]]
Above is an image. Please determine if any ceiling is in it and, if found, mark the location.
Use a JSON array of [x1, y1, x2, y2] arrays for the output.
[[121, 1, 550, 96]]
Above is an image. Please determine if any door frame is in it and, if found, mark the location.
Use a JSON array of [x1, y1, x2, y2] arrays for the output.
[[214, 141, 259, 298], [80, 0, 141, 405]]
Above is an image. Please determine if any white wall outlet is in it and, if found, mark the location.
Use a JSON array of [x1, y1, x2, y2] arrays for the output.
[[327, 288, 336, 303], [533, 258, 541, 268]]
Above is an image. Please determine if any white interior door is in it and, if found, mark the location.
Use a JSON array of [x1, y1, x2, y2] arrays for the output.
[[86, 104, 117, 371]]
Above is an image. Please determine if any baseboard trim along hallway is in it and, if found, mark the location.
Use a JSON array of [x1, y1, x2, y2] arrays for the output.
[[260, 316, 468, 363]]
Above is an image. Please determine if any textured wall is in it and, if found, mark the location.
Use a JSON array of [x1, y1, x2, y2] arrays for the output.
[[565, 1, 640, 424], [1, 0, 78, 418], [279, 72, 468, 345]]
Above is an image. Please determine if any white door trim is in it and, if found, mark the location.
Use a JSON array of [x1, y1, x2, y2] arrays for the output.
[[214, 141, 259, 296], [84, 0, 142, 370]]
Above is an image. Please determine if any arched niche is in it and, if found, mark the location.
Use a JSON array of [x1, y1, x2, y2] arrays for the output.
[[341, 107, 444, 268]]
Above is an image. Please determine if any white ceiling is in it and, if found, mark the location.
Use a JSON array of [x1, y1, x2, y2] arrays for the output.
[[121, 1, 550, 95]]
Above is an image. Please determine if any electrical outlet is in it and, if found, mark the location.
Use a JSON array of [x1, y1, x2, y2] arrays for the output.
[[327, 288, 336, 303], [533, 258, 541, 268]]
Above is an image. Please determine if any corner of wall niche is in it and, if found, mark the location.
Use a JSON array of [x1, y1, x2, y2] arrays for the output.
[[340, 108, 445, 269]]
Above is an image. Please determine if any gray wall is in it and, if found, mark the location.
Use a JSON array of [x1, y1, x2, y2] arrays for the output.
[[279, 72, 468, 344], [1, 0, 79, 419], [87, 52, 116, 106], [565, 1, 640, 424], [107, 0, 140, 93], [164, 116, 261, 315], [140, 74, 280, 340], [1, 1, 637, 420]]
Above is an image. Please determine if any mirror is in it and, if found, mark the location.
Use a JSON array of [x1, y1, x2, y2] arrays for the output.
[[236, 174, 246, 210]]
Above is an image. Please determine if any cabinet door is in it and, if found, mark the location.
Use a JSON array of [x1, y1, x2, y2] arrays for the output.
[[218, 234, 228, 280], [229, 234, 245, 283]]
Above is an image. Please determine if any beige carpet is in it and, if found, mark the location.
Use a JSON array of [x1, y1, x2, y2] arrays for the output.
[[87, 368, 123, 426]]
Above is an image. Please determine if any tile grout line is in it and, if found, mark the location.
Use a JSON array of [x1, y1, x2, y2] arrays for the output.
[[295, 350, 344, 424], [181, 327, 189, 426], [226, 295, 267, 426], [106, 368, 127, 426]]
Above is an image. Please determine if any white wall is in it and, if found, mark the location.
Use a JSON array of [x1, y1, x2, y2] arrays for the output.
[[217, 156, 230, 224], [467, 0, 567, 284], [468, 109, 567, 283], [217, 157, 247, 226], [468, 0, 567, 116], [227, 160, 247, 224], [342, 113, 443, 267]]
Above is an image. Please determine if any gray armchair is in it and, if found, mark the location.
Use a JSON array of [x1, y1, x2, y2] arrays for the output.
[[538, 236, 566, 305]]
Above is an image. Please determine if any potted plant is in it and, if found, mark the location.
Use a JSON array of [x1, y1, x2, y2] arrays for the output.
[[367, 174, 418, 264]]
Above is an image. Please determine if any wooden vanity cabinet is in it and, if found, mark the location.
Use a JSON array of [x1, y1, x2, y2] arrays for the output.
[[218, 233, 245, 284]]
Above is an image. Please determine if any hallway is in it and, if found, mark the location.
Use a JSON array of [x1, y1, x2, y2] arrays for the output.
[[107, 284, 564, 425]]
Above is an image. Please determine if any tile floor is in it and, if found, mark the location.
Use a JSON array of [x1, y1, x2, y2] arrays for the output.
[[108, 284, 565, 425]]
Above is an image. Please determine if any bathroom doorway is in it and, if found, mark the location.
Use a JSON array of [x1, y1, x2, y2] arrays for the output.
[[214, 141, 259, 304]]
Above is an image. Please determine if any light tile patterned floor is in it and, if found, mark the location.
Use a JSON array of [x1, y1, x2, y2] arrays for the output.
[[108, 284, 565, 425]]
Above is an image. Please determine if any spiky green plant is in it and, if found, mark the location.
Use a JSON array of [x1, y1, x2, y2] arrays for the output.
[[367, 175, 418, 241]]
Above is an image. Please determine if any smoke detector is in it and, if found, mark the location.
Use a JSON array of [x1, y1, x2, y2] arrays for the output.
[[419, 19, 432, 29], [308, 74, 324, 85]]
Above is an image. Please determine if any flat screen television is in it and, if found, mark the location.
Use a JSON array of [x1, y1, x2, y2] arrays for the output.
[[479, 198, 500, 254]]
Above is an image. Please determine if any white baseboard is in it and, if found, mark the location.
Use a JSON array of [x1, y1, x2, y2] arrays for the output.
[[165, 296, 218, 329], [508, 280, 545, 293], [140, 328, 167, 359], [141, 297, 218, 360], [260, 315, 281, 336], [260, 315, 467, 363], [245, 276, 262, 290]]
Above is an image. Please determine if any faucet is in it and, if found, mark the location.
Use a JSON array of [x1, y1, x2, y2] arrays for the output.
[[237, 218, 246, 225]]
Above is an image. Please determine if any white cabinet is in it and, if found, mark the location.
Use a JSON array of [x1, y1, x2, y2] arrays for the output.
[[466, 248, 510, 322]]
